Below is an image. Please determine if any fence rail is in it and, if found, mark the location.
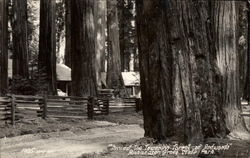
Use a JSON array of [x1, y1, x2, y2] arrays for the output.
[[0, 94, 141, 125], [0, 97, 11, 123], [87, 97, 109, 119]]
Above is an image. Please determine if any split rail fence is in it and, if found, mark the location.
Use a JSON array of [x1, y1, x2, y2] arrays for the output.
[[0, 94, 141, 125]]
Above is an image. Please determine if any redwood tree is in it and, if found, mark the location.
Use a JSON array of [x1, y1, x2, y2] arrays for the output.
[[38, 0, 57, 95], [212, 1, 247, 133], [247, 2, 250, 102], [106, 0, 126, 96], [95, 0, 106, 89], [136, 0, 247, 143], [0, 0, 9, 95], [64, 0, 71, 68], [71, 0, 97, 97], [12, 0, 29, 78]]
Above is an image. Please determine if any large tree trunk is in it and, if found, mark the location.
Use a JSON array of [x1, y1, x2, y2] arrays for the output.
[[95, 0, 106, 89], [213, 1, 247, 132], [12, 0, 29, 78], [136, 0, 245, 143], [118, 0, 136, 72], [71, 0, 97, 97], [0, 0, 9, 95], [64, 0, 71, 68], [246, 2, 250, 102], [38, 0, 57, 95], [106, 0, 126, 96], [238, 3, 248, 100], [118, 0, 128, 72]]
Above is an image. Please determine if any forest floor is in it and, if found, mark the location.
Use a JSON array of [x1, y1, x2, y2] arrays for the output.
[[0, 112, 144, 158], [0, 112, 143, 139]]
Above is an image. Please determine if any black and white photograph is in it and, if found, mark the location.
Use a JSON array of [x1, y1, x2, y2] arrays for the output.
[[0, 0, 250, 157]]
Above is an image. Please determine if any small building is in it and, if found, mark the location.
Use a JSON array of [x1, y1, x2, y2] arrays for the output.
[[8, 59, 72, 95], [101, 72, 140, 98], [56, 64, 71, 95]]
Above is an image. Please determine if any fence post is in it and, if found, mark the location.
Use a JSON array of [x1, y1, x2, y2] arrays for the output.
[[11, 95, 15, 126], [135, 98, 141, 112], [43, 95, 47, 119], [87, 97, 94, 119], [105, 98, 109, 115]]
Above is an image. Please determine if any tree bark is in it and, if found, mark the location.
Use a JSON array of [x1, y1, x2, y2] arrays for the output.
[[12, 0, 29, 78], [118, 0, 136, 72], [0, 0, 9, 95], [213, 1, 247, 132], [64, 0, 71, 68], [71, 0, 97, 97], [136, 0, 246, 143], [238, 2, 248, 100], [247, 2, 250, 102], [106, 0, 126, 96], [118, 0, 127, 72], [38, 0, 57, 95], [95, 0, 106, 89]]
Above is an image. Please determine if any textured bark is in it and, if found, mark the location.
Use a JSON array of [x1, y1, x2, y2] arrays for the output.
[[71, 0, 97, 97], [95, 0, 106, 88], [238, 3, 248, 100], [64, 0, 71, 68], [118, 0, 136, 72], [247, 2, 250, 101], [106, 0, 126, 95], [213, 1, 247, 132], [0, 0, 9, 95], [136, 0, 243, 143], [38, 0, 57, 95], [118, 0, 128, 72], [12, 0, 29, 78]]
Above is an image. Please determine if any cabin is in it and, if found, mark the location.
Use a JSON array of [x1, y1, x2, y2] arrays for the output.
[[101, 72, 140, 98], [56, 64, 71, 95], [8, 59, 72, 95]]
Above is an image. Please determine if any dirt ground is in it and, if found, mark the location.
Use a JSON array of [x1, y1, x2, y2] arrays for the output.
[[0, 112, 143, 139], [1, 124, 144, 158], [0, 112, 144, 158]]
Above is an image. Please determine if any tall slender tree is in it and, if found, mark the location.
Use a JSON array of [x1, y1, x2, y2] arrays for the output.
[[38, 0, 57, 95], [136, 0, 247, 143], [64, 0, 71, 68], [118, 0, 127, 71], [106, 0, 126, 96], [95, 0, 106, 89], [238, 2, 248, 101], [247, 2, 250, 102], [0, 0, 9, 95], [118, 0, 137, 72], [71, 0, 97, 97], [12, 0, 29, 78]]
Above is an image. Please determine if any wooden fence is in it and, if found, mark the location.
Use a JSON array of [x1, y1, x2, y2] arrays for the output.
[[0, 96, 11, 124], [0, 94, 141, 125], [87, 97, 109, 119], [109, 98, 141, 113], [0, 95, 89, 125], [87, 97, 141, 119], [97, 89, 114, 98], [38, 95, 89, 119]]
